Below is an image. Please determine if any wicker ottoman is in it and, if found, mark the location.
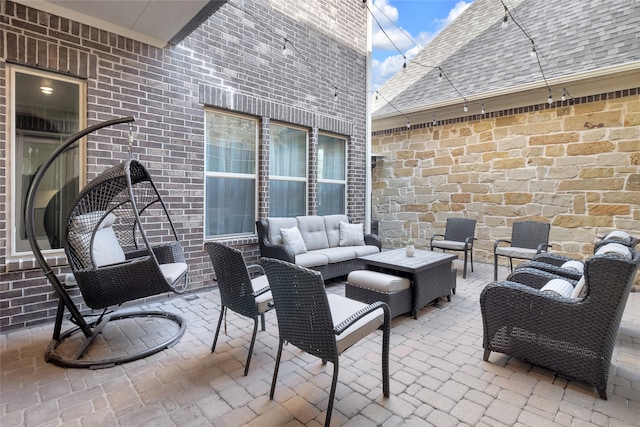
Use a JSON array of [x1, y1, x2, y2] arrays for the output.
[[345, 270, 412, 319]]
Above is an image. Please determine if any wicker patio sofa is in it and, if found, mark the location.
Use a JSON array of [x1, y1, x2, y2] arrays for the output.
[[256, 215, 381, 280]]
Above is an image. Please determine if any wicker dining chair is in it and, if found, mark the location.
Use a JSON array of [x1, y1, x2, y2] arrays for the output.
[[205, 242, 273, 376], [261, 258, 390, 427], [430, 218, 477, 279], [481, 249, 640, 400], [493, 220, 552, 280]]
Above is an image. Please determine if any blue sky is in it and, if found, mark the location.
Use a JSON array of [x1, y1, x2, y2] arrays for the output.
[[371, 0, 473, 89]]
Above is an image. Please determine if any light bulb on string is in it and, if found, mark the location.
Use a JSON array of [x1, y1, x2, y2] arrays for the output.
[[438, 68, 443, 82], [463, 103, 468, 113], [530, 44, 537, 58], [432, 115, 437, 126], [501, 6, 508, 28], [481, 103, 486, 115], [406, 120, 411, 129], [547, 91, 553, 105], [282, 38, 289, 56], [561, 88, 566, 102], [402, 57, 407, 71], [375, 91, 379, 100]]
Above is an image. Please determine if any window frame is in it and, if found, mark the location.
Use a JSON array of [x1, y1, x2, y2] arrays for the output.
[[268, 122, 309, 218], [317, 132, 347, 216], [6, 65, 87, 258], [203, 108, 259, 239]]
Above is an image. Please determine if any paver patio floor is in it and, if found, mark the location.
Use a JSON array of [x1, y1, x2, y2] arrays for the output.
[[2, 261, 639, 426]]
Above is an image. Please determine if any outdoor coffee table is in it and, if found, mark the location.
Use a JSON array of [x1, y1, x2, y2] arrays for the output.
[[358, 249, 457, 319]]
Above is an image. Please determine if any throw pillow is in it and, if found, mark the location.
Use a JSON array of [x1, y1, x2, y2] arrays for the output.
[[595, 242, 631, 259], [339, 221, 365, 246], [560, 260, 584, 274], [604, 230, 632, 245], [540, 278, 574, 298], [280, 226, 307, 255]]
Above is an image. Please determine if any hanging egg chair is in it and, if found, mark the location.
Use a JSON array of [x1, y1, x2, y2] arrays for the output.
[[26, 116, 188, 368]]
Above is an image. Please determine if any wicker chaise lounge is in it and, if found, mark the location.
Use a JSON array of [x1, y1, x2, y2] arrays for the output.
[[481, 249, 640, 399]]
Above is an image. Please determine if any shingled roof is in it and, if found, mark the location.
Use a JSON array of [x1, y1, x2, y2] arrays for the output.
[[372, 0, 640, 131]]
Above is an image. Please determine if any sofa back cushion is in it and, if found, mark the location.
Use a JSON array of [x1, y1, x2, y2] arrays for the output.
[[266, 217, 298, 245], [324, 214, 350, 247], [296, 216, 329, 250]]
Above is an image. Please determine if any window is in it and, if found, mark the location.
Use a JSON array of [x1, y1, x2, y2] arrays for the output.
[[317, 134, 346, 215], [8, 66, 84, 255], [204, 110, 257, 238], [269, 124, 308, 217]]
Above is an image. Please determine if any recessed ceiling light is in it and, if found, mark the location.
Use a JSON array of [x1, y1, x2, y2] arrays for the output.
[[40, 86, 53, 95]]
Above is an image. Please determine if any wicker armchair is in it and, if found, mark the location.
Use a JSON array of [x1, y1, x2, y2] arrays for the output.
[[481, 250, 640, 399], [430, 218, 477, 279], [261, 258, 390, 427], [493, 220, 551, 280], [516, 241, 636, 281], [205, 242, 273, 376]]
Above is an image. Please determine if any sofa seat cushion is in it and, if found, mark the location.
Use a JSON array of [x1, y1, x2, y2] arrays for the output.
[[297, 216, 329, 250], [324, 214, 350, 247], [267, 217, 298, 245], [313, 247, 359, 263], [351, 245, 380, 257], [294, 252, 330, 268]]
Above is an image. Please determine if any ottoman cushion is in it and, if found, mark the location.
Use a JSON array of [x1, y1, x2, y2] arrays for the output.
[[347, 270, 410, 293]]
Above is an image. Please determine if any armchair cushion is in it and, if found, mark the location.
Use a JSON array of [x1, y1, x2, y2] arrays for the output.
[[328, 294, 385, 354], [280, 226, 308, 255], [339, 221, 365, 247], [431, 240, 467, 251], [571, 276, 587, 299], [494, 246, 539, 259]]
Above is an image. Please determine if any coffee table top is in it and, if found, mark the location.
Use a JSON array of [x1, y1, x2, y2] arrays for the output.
[[358, 248, 457, 273]]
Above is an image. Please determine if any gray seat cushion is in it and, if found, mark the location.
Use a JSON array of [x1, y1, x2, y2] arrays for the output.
[[328, 294, 384, 354], [294, 251, 330, 268], [432, 240, 466, 251], [495, 246, 538, 259], [297, 216, 329, 250], [347, 270, 410, 293]]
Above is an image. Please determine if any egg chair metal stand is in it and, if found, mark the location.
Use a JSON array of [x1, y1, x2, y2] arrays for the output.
[[26, 116, 188, 369]]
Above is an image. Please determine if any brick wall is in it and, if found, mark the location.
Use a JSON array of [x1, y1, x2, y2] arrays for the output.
[[372, 90, 640, 270], [0, 0, 368, 329]]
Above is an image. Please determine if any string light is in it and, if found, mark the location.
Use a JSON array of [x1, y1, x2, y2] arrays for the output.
[[432, 115, 437, 126], [530, 43, 537, 58], [501, 6, 508, 29], [403, 56, 407, 70], [438, 68, 443, 82], [406, 120, 411, 129], [547, 91, 553, 105], [375, 91, 379, 100], [282, 38, 289, 56], [561, 88, 566, 101], [463, 103, 468, 113], [481, 103, 486, 115]]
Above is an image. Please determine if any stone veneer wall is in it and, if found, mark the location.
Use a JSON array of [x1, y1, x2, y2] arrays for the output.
[[372, 90, 640, 274]]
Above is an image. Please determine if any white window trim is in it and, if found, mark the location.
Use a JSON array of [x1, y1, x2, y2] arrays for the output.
[[6, 65, 87, 258], [203, 109, 259, 240]]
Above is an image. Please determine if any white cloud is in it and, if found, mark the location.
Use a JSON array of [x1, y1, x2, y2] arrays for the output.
[[371, 0, 416, 52], [435, 1, 472, 31], [371, 0, 473, 90]]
